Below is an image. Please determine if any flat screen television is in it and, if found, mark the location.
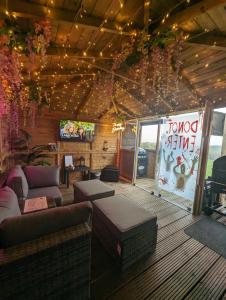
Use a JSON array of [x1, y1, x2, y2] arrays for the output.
[[59, 120, 95, 142]]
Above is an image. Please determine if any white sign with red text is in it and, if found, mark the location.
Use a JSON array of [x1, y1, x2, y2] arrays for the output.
[[157, 112, 203, 201]]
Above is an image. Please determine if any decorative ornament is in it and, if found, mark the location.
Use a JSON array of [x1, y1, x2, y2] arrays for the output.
[[79, 156, 85, 167], [131, 125, 137, 135], [112, 114, 126, 133], [103, 140, 109, 151]]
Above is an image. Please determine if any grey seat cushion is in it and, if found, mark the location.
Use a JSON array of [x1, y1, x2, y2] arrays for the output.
[[74, 179, 115, 202], [0, 201, 92, 248], [6, 165, 29, 199], [0, 187, 21, 223], [28, 186, 63, 206], [93, 195, 157, 241], [24, 166, 60, 188]]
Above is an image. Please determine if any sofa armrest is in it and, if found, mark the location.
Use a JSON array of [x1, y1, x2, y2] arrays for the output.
[[0, 223, 91, 300], [6, 176, 24, 201], [0, 222, 91, 265], [0, 201, 92, 248]]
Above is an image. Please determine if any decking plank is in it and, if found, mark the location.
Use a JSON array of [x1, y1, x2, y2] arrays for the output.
[[61, 182, 226, 300], [148, 247, 220, 299], [158, 209, 189, 229], [157, 214, 199, 242], [108, 239, 204, 300], [92, 230, 191, 300], [184, 256, 226, 300], [155, 205, 183, 219]]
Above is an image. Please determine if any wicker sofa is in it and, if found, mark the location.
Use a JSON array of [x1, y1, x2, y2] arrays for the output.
[[0, 186, 92, 300]]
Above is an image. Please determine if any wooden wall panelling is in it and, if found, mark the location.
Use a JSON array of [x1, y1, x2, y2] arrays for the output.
[[22, 117, 118, 184]]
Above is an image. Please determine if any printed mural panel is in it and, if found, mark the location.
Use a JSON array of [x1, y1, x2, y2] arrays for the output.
[[157, 112, 203, 202]]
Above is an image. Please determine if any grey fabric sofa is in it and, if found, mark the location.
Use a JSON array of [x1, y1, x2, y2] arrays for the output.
[[0, 186, 92, 300], [6, 165, 63, 206]]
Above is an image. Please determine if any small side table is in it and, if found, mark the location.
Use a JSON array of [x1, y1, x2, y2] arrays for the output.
[[20, 197, 56, 214], [64, 166, 91, 188]]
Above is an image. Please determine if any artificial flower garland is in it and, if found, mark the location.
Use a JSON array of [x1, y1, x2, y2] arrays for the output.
[[0, 17, 51, 137]]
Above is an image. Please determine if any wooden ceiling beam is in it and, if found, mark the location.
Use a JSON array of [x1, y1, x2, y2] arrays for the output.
[[43, 76, 82, 92], [42, 73, 95, 77], [97, 100, 135, 120], [155, 0, 226, 32], [23, 70, 96, 77], [78, 60, 173, 113], [115, 79, 148, 108], [114, 101, 136, 118], [0, 0, 137, 36], [116, 78, 173, 111], [74, 85, 93, 116], [171, 57, 206, 105], [179, 71, 205, 104], [46, 47, 113, 59], [78, 59, 142, 86], [187, 32, 226, 52], [98, 103, 113, 120]]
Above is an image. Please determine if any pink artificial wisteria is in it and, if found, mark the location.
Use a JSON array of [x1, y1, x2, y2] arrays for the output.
[[0, 18, 52, 137]]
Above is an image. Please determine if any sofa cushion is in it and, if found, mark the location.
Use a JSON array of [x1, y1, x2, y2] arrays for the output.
[[24, 166, 60, 188], [6, 166, 29, 199], [0, 187, 21, 223], [0, 201, 92, 248], [27, 186, 63, 206]]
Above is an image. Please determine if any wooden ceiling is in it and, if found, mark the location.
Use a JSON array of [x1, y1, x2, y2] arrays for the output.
[[1, 0, 226, 121]]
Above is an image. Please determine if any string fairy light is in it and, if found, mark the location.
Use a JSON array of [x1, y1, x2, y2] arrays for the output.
[[3, 0, 219, 117]]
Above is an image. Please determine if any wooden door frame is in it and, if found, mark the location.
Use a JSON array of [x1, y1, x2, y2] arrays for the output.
[[193, 102, 213, 215], [132, 119, 139, 185]]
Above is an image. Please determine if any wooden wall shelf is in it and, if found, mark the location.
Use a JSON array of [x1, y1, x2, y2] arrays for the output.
[[44, 151, 117, 155], [11, 151, 117, 155]]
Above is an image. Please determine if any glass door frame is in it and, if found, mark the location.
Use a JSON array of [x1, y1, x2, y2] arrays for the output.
[[132, 117, 161, 186], [131, 107, 213, 215]]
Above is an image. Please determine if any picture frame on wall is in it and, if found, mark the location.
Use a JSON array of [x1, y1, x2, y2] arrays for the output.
[[64, 155, 73, 167]]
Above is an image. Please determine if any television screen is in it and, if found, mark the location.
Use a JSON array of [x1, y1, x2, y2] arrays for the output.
[[59, 120, 95, 142]]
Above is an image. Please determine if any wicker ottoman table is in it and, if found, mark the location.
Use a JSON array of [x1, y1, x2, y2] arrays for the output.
[[93, 195, 158, 270], [73, 179, 115, 203]]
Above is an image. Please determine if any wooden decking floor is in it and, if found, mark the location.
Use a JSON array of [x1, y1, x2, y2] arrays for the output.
[[61, 182, 226, 300], [136, 177, 193, 212]]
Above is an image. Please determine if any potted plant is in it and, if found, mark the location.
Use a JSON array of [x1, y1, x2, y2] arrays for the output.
[[10, 129, 51, 166]]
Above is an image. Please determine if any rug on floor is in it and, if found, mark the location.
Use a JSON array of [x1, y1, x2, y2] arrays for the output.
[[184, 216, 226, 259]]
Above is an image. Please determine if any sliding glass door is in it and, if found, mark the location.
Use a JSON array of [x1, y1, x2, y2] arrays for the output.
[[133, 112, 204, 212], [156, 112, 203, 211], [135, 121, 159, 190]]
